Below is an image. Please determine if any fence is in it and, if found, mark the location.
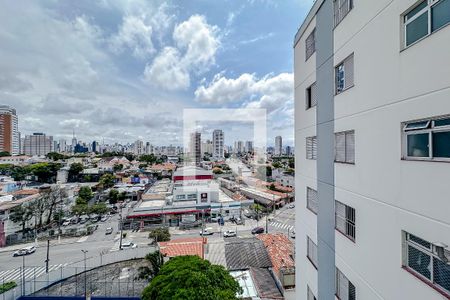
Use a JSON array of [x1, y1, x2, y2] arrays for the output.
[[1, 247, 151, 300]]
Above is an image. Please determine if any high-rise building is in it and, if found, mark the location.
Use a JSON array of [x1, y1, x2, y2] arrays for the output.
[[23, 133, 53, 156], [190, 132, 201, 166], [234, 141, 243, 154], [92, 141, 97, 153], [133, 140, 144, 155], [58, 139, 67, 153], [275, 136, 282, 156], [285, 145, 292, 156], [0, 105, 19, 155], [201, 139, 213, 156], [212, 130, 224, 160], [294, 1, 450, 299], [245, 141, 253, 153]]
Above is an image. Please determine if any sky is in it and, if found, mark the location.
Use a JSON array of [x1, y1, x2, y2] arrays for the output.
[[0, 0, 314, 147]]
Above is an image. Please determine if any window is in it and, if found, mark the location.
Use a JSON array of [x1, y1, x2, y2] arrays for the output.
[[335, 130, 355, 164], [336, 268, 356, 300], [403, 0, 450, 47], [306, 82, 318, 109], [307, 286, 317, 300], [334, 0, 353, 27], [307, 236, 318, 269], [403, 232, 450, 296], [305, 29, 316, 60], [403, 115, 450, 161], [307, 187, 318, 214], [335, 54, 354, 94], [187, 193, 197, 199], [335, 200, 356, 241], [175, 194, 186, 200], [306, 136, 317, 160]]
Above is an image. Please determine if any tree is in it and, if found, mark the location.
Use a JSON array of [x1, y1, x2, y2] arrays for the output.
[[142, 256, 242, 300], [89, 202, 108, 216], [138, 251, 165, 280], [113, 164, 123, 172], [0, 151, 10, 157], [41, 186, 68, 225], [46, 152, 67, 161], [124, 153, 135, 162], [69, 163, 84, 179], [148, 227, 170, 242], [272, 161, 282, 169], [269, 183, 276, 191], [108, 189, 119, 204], [9, 205, 33, 233], [27, 163, 61, 183], [72, 203, 88, 217], [140, 154, 157, 165], [213, 168, 223, 174], [99, 173, 115, 189], [78, 186, 93, 202]]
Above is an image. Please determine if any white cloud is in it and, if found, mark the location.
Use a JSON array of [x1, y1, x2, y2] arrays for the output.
[[143, 47, 189, 90], [59, 119, 89, 129], [143, 14, 220, 90], [110, 15, 155, 59], [194, 72, 293, 114]]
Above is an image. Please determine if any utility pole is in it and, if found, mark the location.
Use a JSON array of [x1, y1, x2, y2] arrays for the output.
[[45, 239, 50, 273], [119, 204, 123, 250], [81, 250, 88, 297], [22, 254, 25, 295]]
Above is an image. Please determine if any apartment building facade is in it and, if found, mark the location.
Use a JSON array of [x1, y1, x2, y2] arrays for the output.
[[275, 136, 283, 156], [23, 133, 53, 156], [0, 105, 19, 155], [213, 129, 225, 160], [294, 0, 450, 299]]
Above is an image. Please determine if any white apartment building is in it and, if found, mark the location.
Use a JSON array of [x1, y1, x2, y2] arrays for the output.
[[213, 129, 224, 160], [294, 1, 450, 299], [23, 133, 53, 156], [275, 136, 283, 156]]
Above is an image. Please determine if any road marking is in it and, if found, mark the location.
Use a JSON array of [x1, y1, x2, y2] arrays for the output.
[[76, 236, 89, 243]]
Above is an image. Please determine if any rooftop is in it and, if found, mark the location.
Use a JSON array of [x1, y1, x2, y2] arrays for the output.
[[159, 237, 206, 258], [224, 237, 272, 271], [256, 233, 295, 276]]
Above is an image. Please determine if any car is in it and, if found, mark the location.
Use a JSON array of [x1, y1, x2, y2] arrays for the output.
[[223, 230, 237, 238], [232, 217, 244, 225], [62, 220, 71, 226], [105, 227, 113, 235], [100, 215, 108, 222], [199, 228, 214, 236], [121, 241, 137, 250], [267, 216, 274, 222], [251, 227, 265, 235], [290, 230, 296, 239], [288, 204, 295, 209], [13, 246, 36, 257]]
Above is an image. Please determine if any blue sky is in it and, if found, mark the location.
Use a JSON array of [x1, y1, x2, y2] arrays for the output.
[[0, 0, 313, 147]]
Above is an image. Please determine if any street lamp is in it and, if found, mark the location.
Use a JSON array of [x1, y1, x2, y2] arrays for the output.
[[22, 254, 26, 295], [81, 250, 88, 297]]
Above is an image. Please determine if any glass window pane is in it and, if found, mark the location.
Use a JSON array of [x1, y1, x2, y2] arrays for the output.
[[407, 133, 429, 157], [405, 0, 427, 21], [336, 64, 345, 93], [432, 0, 450, 32], [408, 245, 432, 279], [409, 234, 431, 249], [406, 12, 429, 46], [405, 120, 430, 130], [433, 131, 450, 158], [434, 118, 450, 127], [433, 257, 450, 293]]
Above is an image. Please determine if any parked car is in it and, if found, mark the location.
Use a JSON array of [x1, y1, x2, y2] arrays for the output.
[[199, 228, 214, 236], [13, 246, 36, 257], [251, 227, 265, 235], [121, 241, 137, 250], [288, 204, 295, 209], [100, 215, 108, 222], [290, 230, 296, 239], [62, 220, 71, 226], [232, 217, 244, 225], [105, 227, 113, 235], [223, 230, 237, 238]]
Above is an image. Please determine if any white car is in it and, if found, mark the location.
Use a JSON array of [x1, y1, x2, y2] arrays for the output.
[[223, 230, 237, 238], [121, 241, 137, 250], [199, 228, 214, 236], [62, 220, 71, 226], [288, 204, 295, 209], [13, 246, 36, 257]]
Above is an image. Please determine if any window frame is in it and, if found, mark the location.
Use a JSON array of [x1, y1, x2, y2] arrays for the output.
[[402, 0, 450, 49], [335, 130, 355, 164], [334, 0, 354, 27], [306, 82, 317, 110], [305, 28, 316, 61], [306, 136, 318, 160], [306, 187, 318, 215], [307, 236, 318, 269], [335, 200, 356, 242], [402, 231, 450, 297], [335, 54, 354, 95], [336, 267, 356, 300], [307, 285, 317, 300], [402, 115, 450, 162]]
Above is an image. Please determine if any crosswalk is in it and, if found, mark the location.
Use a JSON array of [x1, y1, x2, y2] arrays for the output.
[[269, 221, 295, 232], [0, 263, 68, 282]]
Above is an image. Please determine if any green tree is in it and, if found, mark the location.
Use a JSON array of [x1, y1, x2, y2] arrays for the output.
[[113, 164, 123, 172], [108, 189, 119, 204], [99, 173, 115, 189], [148, 227, 171, 242], [9, 205, 33, 233], [27, 163, 61, 183], [142, 256, 242, 300], [46, 152, 67, 161], [89, 202, 108, 216], [140, 154, 157, 165], [288, 158, 295, 169], [0, 151, 10, 157], [269, 183, 276, 191], [72, 203, 88, 217], [78, 186, 93, 202], [272, 161, 282, 169], [69, 163, 84, 178], [138, 251, 165, 280]]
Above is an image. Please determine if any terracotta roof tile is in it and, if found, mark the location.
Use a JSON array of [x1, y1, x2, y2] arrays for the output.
[[256, 233, 295, 276], [159, 237, 206, 258]]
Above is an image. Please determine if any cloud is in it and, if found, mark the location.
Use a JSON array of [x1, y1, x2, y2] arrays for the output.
[[59, 119, 90, 129], [110, 15, 156, 59], [239, 32, 274, 45], [143, 14, 220, 90], [194, 72, 293, 114], [0, 75, 33, 93], [38, 95, 94, 115]]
